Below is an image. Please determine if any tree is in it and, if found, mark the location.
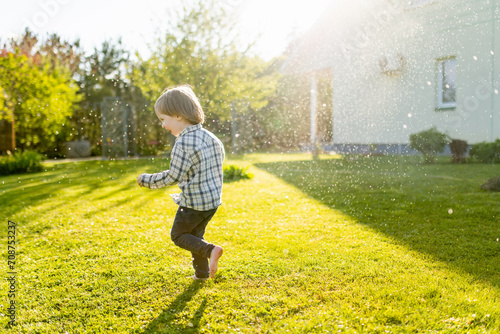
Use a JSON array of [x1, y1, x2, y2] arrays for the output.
[[9, 29, 84, 77], [130, 0, 277, 148], [409, 127, 449, 163], [1, 29, 82, 156], [0, 51, 80, 156], [0, 84, 15, 152], [76, 39, 130, 152]]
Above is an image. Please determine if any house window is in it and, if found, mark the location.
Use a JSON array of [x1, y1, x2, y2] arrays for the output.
[[437, 58, 457, 109], [406, 0, 436, 9]]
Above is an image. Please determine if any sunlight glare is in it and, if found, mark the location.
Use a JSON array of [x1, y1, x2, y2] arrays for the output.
[[236, 0, 336, 59]]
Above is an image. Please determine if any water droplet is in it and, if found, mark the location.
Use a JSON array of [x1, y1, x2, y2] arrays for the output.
[[427, 81, 432, 86], [473, 56, 478, 61]]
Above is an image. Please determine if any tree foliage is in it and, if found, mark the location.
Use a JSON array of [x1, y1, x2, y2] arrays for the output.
[[76, 39, 130, 150], [409, 127, 449, 163], [131, 0, 278, 146], [2, 2, 305, 157], [8, 29, 83, 77], [0, 51, 80, 156], [1, 29, 82, 156]]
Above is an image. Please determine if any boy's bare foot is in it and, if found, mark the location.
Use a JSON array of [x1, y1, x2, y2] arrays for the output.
[[209, 246, 223, 279]]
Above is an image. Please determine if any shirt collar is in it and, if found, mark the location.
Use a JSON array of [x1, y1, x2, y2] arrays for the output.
[[178, 123, 202, 137]]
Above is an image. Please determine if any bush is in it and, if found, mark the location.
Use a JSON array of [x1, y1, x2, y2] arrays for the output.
[[449, 139, 468, 163], [223, 164, 253, 182], [469, 139, 500, 163], [0, 150, 44, 175], [409, 127, 449, 163]]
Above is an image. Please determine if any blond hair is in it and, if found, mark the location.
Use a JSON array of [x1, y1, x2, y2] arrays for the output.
[[154, 85, 204, 124]]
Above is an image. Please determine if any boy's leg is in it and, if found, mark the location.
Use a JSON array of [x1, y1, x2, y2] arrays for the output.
[[190, 211, 217, 278], [171, 207, 217, 278]]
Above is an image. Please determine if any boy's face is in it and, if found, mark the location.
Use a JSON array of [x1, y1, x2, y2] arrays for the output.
[[158, 114, 189, 137]]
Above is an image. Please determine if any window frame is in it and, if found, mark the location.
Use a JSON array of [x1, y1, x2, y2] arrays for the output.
[[436, 57, 457, 110]]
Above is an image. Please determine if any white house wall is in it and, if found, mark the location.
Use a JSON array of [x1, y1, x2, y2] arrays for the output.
[[330, 0, 500, 144]]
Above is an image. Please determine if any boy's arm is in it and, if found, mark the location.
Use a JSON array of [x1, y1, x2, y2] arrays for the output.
[[139, 146, 192, 189]]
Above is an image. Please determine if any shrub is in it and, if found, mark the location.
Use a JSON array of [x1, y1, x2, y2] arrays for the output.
[[0, 150, 44, 175], [449, 139, 468, 163], [469, 139, 500, 163], [223, 164, 253, 182], [409, 127, 449, 163]]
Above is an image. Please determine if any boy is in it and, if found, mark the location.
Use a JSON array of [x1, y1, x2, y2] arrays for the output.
[[137, 85, 225, 280]]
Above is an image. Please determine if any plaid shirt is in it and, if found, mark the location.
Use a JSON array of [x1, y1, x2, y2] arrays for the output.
[[139, 124, 225, 211]]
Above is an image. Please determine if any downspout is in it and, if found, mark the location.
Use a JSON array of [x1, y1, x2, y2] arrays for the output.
[[332, 69, 335, 145], [310, 72, 318, 146], [491, 0, 496, 141]]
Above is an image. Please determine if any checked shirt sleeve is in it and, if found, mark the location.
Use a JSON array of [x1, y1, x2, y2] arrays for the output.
[[140, 145, 192, 189]]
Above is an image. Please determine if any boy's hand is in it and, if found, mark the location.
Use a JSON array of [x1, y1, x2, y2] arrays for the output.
[[137, 174, 143, 187]]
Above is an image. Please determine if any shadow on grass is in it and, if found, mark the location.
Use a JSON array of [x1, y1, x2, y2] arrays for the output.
[[0, 156, 247, 223], [0, 159, 170, 236], [255, 157, 500, 289], [139, 281, 207, 334]]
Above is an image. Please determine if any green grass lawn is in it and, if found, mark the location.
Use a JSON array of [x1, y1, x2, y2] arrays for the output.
[[1, 153, 499, 333]]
